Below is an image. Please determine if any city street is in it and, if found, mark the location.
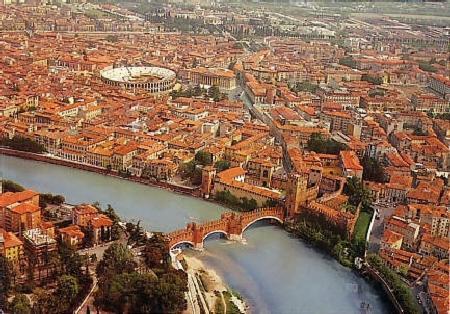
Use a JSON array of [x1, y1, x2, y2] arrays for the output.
[[413, 282, 434, 314], [77, 242, 113, 260], [368, 203, 395, 253]]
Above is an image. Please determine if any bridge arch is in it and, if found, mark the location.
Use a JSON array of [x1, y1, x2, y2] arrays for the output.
[[202, 230, 229, 242], [241, 216, 284, 234], [170, 240, 195, 250]]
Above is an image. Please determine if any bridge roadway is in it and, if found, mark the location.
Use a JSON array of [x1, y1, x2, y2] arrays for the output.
[[167, 207, 285, 250]]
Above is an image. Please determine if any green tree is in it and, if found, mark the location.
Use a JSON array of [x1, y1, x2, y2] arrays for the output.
[[127, 221, 145, 246], [361, 74, 383, 85], [154, 271, 188, 313], [10, 294, 31, 314], [367, 254, 420, 314], [215, 160, 230, 172], [96, 272, 157, 313], [362, 155, 386, 183], [195, 150, 212, 165], [292, 81, 319, 93], [0, 135, 46, 153], [31, 288, 56, 314], [307, 133, 348, 154], [83, 226, 95, 248], [0, 255, 11, 309], [191, 168, 203, 185], [435, 113, 450, 121], [192, 85, 203, 96], [58, 241, 83, 277], [39, 193, 65, 208], [215, 191, 259, 211], [143, 233, 169, 269], [339, 56, 358, 69], [2, 180, 25, 193], [241, 197, 258, 211], [55, 275, 79, 311], [179, 160, 202, 186], [215, 190, 240, 207], [96, 204, 120, 241], [104, 204, 120, 223], [179, 160, 196, 179], [96, 242, 137, 279], [105, 34, 119, 43], [368, 89, 385, 97], [94, 243, 188, 314], [344, 176, 372, 208], [208, 85, 221, 101], [418, 62, 437, 73]]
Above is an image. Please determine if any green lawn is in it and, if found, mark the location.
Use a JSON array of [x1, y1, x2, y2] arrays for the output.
[[354, 211, 373, 242]]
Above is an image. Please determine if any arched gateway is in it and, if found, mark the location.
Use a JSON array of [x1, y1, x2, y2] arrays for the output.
[[167, 207, 285, 250]]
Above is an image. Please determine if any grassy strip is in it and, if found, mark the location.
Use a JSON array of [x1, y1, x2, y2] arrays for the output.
[[354, 211, 372, 243]]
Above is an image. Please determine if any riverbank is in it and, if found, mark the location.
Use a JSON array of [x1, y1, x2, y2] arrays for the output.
[[0, 147, 245, 213], [2, 153, 391, 314], [181, 253, 248, 314], [0, 146, 199, 195], [0, 148, 250, 313], [285, 217, 402, 314]]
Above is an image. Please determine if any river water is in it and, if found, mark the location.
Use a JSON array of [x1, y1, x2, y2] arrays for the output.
[[2, 155, 390, 314]]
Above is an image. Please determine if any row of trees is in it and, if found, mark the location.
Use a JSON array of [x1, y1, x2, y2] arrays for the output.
[[214, 190, 278, 212], [292, 209, 355, 267], [290, 81, 319, 93], [418, 61, 437, 73], [0, 136, 46, 153], [367, 254, 421, 314], [361, 74, 383, 85], [215, 190, 258, 212], [94, 241, 188, 313], [2, 180, 25, 193], [307, 133, 348, 155], [170, 85, 226, 102]]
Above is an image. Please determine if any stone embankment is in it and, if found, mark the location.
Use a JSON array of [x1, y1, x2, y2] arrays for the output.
[[0, 147, 198, 196]]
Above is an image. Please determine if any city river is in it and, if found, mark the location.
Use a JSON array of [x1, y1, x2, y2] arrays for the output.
[[2, 155, 390, 314]]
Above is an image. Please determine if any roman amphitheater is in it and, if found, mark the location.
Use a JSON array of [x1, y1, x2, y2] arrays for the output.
[[100, 66, 176, 94]]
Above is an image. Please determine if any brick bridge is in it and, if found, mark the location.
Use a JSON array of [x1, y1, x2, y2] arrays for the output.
[[167, 207, 285, 250]]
